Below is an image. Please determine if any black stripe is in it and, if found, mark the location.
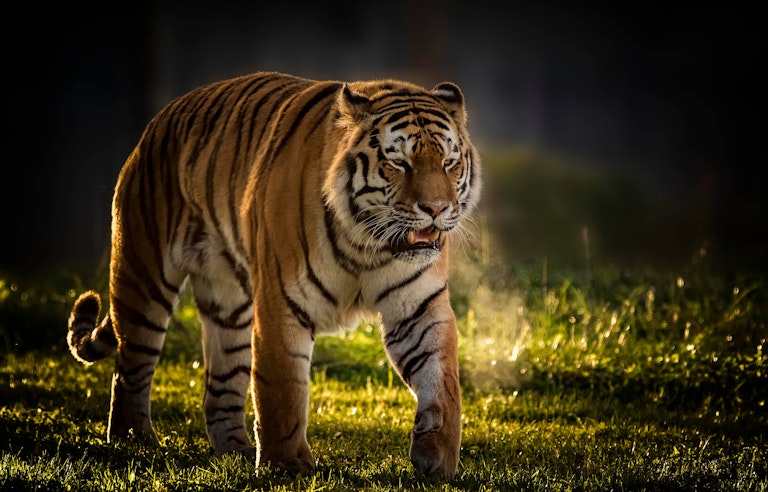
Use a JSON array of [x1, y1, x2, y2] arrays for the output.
[[375, 265, 429, 304], [196, 295, 252, 331], [234, 75, 283, 147], [350, 152, 386, 200], [278, 273, 316, 336], [206, 386, 244, 398], [244, 83, 302, 162], [124, 341, 162, 356], [369, 92, 436, 104], [111, 296, 167, 334], [218, 317, 252, 330], [254, 370, 270, 386], [306, 260, 337, 306], [117, 365, 155, 386], [266, 83, 341, 165], [396, 283, 446, 330], [383, 283, 447, 346], [345, 155, 362, 217], [377, 108, 413, 127], [467, 149, 476, 201], [113, 267, 171, 315], [227, 299, 252, 322], [415, 110, 452, 129], [179, 83, 220, 141], [226, 436, 248, 445], [397, 321, 439, 367], [402, 351, 434, 384], [368, 132, 380, 148], [301, 94, 337, 142], [210, 365, 250, 382], [215, 405, 245, 414], [288, 351, 311, 361], [224, 342, 251, 354], [352, 184, 386, 200], [390, 120, 410, 132], [116, 360, 154, 378], [374, 105, 452, 132], [221, 250, 252, 297], [163, 94, 193, 142], [371, 101, 445, 121], [323, 206, 360, 275], [357, 151, 370, 176]]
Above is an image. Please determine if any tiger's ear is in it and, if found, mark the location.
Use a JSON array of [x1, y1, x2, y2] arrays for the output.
[[432, 82, 466, 125], [337, 84, 372, 127]]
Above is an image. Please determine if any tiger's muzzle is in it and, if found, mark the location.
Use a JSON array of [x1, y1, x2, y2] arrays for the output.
[[391, 226, 443, 257]]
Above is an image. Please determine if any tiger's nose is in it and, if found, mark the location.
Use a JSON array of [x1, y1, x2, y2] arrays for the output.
[[418, 201, 449, 218]]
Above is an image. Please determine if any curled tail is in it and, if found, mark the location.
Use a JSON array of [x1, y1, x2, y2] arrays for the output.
[[67, 290, 117, 365]]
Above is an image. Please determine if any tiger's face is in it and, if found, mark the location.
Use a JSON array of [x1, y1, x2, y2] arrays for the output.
[[326, 81, 481, 265]]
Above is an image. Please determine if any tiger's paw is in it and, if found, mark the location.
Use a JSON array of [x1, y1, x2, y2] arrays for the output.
[[107, 423, 160, 446], [263, 457, 316, 477], [409, 405, 461, 478], [259, 444, 315, 477]]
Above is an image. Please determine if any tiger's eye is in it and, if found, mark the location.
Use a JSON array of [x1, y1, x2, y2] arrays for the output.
[[443, 159, 459, 170], [387, 159, 410, 172]]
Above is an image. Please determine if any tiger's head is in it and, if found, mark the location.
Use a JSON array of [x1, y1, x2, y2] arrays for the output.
[[324, 79, 482, 265]]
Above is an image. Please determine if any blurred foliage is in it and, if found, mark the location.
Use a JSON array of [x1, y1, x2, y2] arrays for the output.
[[0, 271, 93, 355], [480, 146, 720, 272]]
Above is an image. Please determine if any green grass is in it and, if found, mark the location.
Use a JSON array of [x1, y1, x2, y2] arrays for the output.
[[1, 253, 766, 491], [2, 348, 765, 491]]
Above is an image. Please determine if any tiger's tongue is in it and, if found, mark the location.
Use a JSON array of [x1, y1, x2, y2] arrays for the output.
[[407, 227, 440, 245]]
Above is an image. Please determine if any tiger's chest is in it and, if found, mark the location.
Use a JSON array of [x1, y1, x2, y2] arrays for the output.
[[280, 248, 441, 335]]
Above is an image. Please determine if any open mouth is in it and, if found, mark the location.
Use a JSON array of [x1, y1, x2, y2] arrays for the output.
[[393, 226, 442, 253]]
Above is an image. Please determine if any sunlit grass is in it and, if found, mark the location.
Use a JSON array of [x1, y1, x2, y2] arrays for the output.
[[1, 246, 767, 490], [2, 348, 765, 491]]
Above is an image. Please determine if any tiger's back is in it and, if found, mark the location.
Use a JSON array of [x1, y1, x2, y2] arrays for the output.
[[67, 71, 481, 477]]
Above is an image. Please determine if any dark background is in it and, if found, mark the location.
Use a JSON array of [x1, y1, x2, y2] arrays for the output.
[[2, 2, 766, 278]]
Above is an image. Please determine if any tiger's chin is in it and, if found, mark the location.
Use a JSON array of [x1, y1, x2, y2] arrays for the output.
[[391, 227, 444, 263]]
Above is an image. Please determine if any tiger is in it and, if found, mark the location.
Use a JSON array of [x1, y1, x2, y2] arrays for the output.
[[66, 70, 482, 477]]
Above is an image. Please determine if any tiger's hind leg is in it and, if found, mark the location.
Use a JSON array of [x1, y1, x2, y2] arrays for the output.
[[107, 259, 184, 445], [190, 272, 256, 457]]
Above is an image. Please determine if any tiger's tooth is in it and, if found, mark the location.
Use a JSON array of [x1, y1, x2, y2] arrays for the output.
[[407, 230, 417, 245]]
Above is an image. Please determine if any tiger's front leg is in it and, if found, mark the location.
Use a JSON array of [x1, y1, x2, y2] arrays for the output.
[[250, 299, 316, 475], [382, 286, 462, 478]]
